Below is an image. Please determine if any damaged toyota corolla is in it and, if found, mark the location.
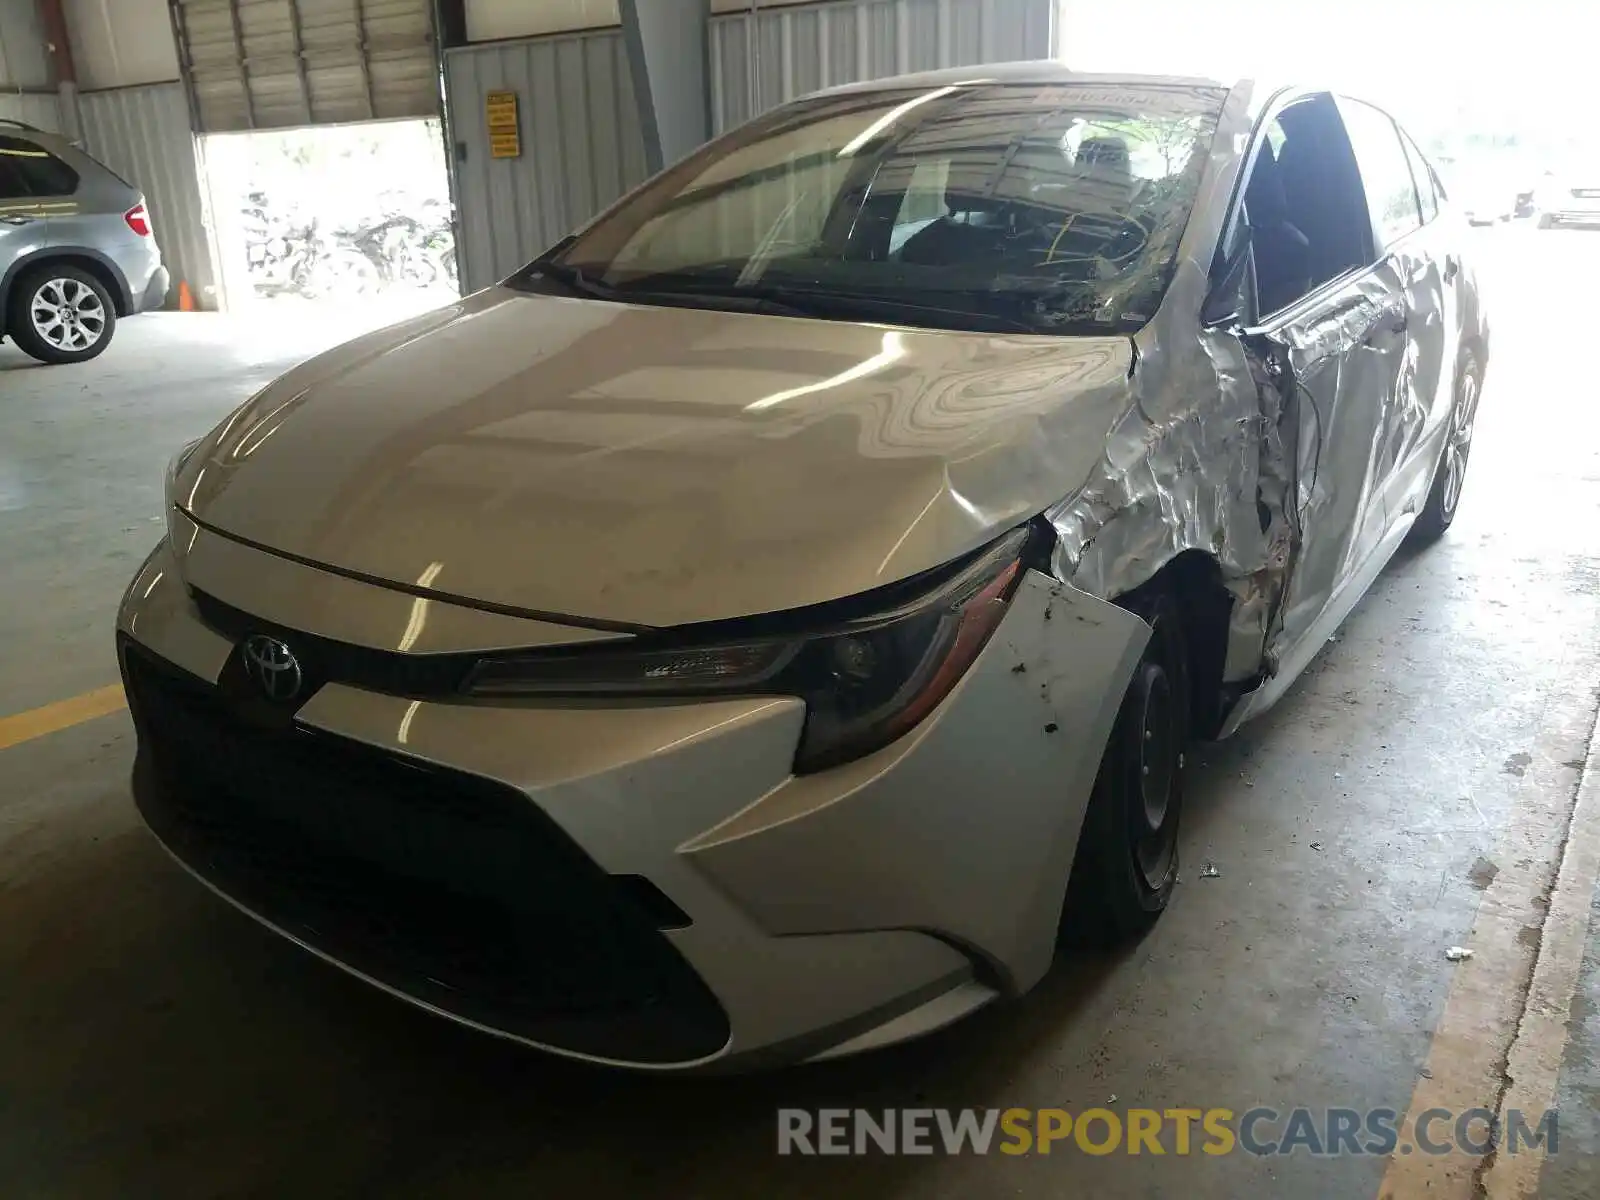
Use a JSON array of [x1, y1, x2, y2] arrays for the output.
[[118, 65, 1487, 1070]]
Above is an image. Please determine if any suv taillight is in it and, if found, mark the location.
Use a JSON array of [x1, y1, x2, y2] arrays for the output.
[[125, 204, 150, 236]]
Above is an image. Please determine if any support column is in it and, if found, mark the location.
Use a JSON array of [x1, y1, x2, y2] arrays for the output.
[[34, 0, 80, 139], [619, 0, 712, 174]]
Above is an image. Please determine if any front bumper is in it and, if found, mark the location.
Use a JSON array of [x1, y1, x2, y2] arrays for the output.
[[117, 525, 1146, 1070]]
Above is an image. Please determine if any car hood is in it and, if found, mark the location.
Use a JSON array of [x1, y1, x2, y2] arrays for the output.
[[176, 288, 1134, 628]]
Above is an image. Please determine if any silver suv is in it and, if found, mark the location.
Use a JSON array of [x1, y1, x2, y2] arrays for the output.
[[1, 120, 168, 363]]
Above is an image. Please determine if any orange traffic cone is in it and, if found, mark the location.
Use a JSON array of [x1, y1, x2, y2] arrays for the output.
[[177, 280, 195, 311]]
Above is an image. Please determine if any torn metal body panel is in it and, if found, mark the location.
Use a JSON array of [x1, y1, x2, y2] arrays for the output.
[[1046, 80, 1295, 691], [1045, 78, 1488, 734], [1251, 265, 1412, 671], [681, 570, 1150, 997]]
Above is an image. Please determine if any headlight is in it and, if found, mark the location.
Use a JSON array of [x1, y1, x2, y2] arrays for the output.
[[464, 525, 1032, 773], [163, 437, 204, 545], [165, 438, 203, 501]]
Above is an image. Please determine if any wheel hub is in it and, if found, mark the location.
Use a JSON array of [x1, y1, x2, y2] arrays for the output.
[[30, 278, 106, 352], [1130, 662, 1179, 888], [1441, 371, 1479, 517]]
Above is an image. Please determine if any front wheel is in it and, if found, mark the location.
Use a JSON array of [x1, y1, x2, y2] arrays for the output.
[[1412, 349, 1482, 542], [1061, 588, 1190, 948], [6, 266, 117, 364]]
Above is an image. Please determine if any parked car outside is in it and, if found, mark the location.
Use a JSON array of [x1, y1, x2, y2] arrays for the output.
[[0, 121, 167, 363], [1453, 168, 1519, 225], [1534, 166, 1600, 228], [119, 66, 1488, 1071]]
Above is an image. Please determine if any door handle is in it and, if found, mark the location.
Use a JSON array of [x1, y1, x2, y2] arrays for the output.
[[0, 213, 38, 226]]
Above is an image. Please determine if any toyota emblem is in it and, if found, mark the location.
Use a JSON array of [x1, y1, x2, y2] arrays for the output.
[[242, 634, 304, 702]]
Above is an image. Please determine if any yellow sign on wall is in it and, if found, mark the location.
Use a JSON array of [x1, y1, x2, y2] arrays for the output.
[[486, 89, 520, 159]]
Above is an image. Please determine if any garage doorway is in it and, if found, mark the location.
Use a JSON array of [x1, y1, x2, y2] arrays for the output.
[[171, 0, 455, 333], [203, 117, 457, 328]]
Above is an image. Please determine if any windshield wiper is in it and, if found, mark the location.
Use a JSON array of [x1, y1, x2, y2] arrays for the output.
[[528, 261, 620, 301]]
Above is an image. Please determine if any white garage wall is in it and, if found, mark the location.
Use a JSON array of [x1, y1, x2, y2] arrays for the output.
[[444, 29, 649, 293], [0, 0, 50, 90], [710, 0, 1057, 132], [64, 0, 182, 91], [465, 0, 621, 40], [0, 92, 62, 132], [463, 0, 874, 42], [78, 83, 218, 309]]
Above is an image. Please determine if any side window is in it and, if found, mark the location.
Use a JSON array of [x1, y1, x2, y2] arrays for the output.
[[1237, 94, 1376, 317], [889, 158, 951, 254], [0, 135, 79, 197], [1340, 100, 1421, 247], [0, 155, 27, 201], [1399, 129, 1439, 223]]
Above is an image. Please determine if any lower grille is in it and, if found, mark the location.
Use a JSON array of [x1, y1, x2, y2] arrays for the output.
[[120, 637, 728, 1064]]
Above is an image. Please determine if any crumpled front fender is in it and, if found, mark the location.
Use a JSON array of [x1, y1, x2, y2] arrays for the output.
[[679, 568, 1150, 994]]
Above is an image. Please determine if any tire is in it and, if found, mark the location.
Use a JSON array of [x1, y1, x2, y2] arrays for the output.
[[6, 265, 117, 364], [1061, 587, 1191, 948], [1412, 349, 1482, 543]]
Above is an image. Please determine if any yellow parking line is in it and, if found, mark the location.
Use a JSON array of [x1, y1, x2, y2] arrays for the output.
[[1479, 727, 1600, 1197], [0, 684, 127, 752]]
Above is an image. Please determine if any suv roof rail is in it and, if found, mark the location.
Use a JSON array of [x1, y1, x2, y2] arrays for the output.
[[0, 117, 43, 132]]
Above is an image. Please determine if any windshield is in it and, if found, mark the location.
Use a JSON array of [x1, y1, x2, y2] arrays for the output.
[[511, 81, 1227, 335]]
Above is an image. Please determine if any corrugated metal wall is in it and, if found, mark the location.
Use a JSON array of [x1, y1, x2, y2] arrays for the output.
[[709, 0, 1056, 132], [78, 84, 218, 309], [0, 91, 62, 132], [444, 30, 649, 294], [172, 0, 440, 132]]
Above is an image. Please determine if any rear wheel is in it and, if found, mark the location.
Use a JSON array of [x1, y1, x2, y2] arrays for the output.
[[6, 266, 117, 364], [1412, 349, 1482, 542], [1061, 588, 1190, 948]]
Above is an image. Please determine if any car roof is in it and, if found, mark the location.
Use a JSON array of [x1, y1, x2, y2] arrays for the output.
[[811, 61, 1243, 98], [0, 120, 75, 154]]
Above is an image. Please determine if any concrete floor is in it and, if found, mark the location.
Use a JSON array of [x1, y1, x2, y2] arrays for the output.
[[2, 230, 1598, 1197]]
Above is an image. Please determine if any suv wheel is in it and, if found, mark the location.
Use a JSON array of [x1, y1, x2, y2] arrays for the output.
[[7, 266, 117, 364]]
